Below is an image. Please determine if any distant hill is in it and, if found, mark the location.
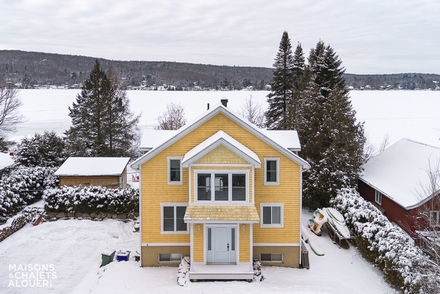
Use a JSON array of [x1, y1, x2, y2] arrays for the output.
[[0, 50, 439, 90]]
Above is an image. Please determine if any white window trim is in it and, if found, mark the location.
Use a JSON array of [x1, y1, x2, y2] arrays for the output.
[[260, 203, 284, 228], [194, 170, 249, 203], [264, 158, 280, 185], [168, 157, 183, 184], [375, 190, 383, 205], [160, 203, 188, 234]]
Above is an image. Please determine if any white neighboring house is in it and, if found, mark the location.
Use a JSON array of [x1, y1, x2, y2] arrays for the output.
[[54, 157, 130, 189]]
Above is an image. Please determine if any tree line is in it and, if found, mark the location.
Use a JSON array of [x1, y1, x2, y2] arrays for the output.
[[1, 50, 438, 91]]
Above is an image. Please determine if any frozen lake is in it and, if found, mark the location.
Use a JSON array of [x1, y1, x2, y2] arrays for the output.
[[10, 89, 440, 150]]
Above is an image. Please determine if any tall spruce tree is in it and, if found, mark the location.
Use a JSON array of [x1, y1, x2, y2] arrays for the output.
[[266, 31, 295, 130], [65, 60, 140, 157], [290, 42, 306, 130], [297, 41, 366, 209]]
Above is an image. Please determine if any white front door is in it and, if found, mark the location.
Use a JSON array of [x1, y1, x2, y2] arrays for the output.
[[207, 226, 236, 264]]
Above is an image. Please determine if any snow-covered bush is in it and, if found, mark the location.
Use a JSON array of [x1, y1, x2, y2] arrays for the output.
[[0, 166, 58, 219], [43, 186, 139, 215], [332, 188, 440, 293], [14, 131, 68, 168]]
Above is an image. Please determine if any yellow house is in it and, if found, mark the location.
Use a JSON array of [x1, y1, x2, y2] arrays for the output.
[[131, 101, 310, 280]]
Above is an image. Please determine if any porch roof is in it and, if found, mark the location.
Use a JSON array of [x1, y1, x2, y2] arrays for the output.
[[184, 205, 260, 223]]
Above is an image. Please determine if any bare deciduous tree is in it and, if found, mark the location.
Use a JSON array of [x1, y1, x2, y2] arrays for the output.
[[364, 133, 391, 162], [0, 87, 25, 136], [241, 95, 266, 128], [378, 133, 390, 152], [413, 159, 440, 264], [155, 103, 187, 130]]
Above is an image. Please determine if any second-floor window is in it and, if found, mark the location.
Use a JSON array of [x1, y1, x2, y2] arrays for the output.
[[265, 158, 280, 185], [196, 172, 247, 202], [168, 157, 182, 184]]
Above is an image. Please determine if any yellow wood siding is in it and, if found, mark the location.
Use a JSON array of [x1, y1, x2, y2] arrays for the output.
[[140, 112, 301, 246], [254, 160, 301, 244], [195, 145, 248, 164], [193, 224, 204, 262], [239, 224, 250, 262], [59, 175, 122, 188]]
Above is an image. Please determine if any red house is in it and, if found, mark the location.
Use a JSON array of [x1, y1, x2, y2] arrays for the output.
[[358, 139, 440, 242]]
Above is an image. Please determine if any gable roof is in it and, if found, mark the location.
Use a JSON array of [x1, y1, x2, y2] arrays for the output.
[[182, 130, 261, 167], [131, 103, 310, 170], [359, 138, 440, 209], [54, 157, 130, 176], [139, 126, 301, 152]]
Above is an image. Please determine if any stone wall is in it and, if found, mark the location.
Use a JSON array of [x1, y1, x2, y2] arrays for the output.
[[0, 215, 27, 242]]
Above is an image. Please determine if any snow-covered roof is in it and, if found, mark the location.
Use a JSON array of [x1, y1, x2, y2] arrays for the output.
[[0, 152, 14, 169], [139, 130, 177, 152], [131, 103, 309, 170], [182, 130, 261, 167], [359, 138, 440, 209], [54, 157, 130, 176], [260, 130, 301, 152], [139, 129, 301, 152]]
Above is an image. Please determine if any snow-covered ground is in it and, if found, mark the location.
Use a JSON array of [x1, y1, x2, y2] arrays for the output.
[[0, 211, 396, 293], [10, 89, 440, 150]]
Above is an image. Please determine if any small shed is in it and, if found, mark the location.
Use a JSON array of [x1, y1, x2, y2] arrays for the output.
[[55, 157, 130, 188]]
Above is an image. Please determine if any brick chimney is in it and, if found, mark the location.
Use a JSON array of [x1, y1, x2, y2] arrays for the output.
[[221, 99, 228, 107]]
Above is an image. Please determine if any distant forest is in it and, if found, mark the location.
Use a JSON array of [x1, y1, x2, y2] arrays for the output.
[[0, 50, 439, 91]]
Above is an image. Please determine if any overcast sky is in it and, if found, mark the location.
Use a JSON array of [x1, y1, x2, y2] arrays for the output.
[[1, 0, 438, 74]]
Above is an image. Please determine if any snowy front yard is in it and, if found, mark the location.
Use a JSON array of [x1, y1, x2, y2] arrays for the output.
[[0, 213, 397, 294]]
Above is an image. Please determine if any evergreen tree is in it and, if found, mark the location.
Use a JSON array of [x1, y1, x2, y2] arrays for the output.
[[297, 41, 366, 209], [65, 60, 140, 157], [266, 31, 295, 130], [290, 42, 306, 129], [14, 131, 68, 167]]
